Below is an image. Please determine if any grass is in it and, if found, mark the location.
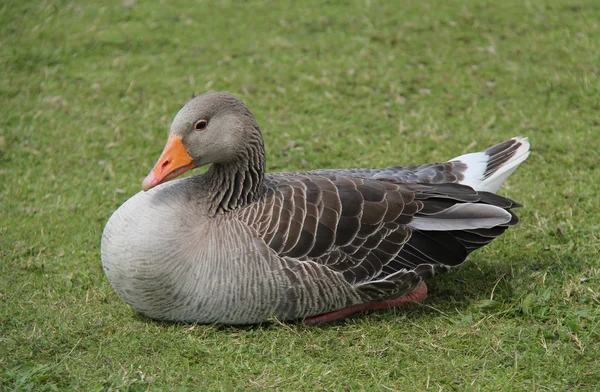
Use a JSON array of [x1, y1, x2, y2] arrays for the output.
[[1, 0, 599, 390]]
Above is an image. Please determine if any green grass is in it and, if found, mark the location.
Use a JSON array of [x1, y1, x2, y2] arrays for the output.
[[2, 0, 600, 390]]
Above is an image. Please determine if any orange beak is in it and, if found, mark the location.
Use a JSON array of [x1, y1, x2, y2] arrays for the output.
[[142, 135, 196, 191]]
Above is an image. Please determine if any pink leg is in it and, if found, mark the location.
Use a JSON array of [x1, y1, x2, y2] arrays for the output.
[[303, 284, 428, 325]]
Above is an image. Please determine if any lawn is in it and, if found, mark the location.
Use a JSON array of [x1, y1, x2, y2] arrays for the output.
[[2, 0, 600, 390]]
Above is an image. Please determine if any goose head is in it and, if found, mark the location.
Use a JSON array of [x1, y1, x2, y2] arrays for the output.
[[142, 92, 261, 191]]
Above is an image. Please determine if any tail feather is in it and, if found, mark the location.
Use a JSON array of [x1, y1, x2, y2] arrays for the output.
[[451, 137, 530, 193]]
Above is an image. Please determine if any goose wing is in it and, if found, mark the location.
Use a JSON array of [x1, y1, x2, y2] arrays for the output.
[[237, 173, 519, 300]]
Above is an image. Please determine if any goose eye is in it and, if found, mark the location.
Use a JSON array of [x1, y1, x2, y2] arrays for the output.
[[194, 120, 208, 130]]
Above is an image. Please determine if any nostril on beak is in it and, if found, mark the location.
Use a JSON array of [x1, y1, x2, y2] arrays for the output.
[[161, 160, 170, 169]]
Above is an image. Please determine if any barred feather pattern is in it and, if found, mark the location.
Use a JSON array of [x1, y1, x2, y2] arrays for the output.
[[233, 172, 520, 310]]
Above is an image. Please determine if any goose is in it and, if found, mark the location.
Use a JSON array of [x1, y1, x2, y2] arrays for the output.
[[101, 92, 530, 325]]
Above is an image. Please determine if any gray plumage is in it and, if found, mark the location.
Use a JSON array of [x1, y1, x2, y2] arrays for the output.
[[101, 92, 530, 324]]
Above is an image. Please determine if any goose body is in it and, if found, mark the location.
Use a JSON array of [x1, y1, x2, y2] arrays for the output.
[[101, 92, 530, 324]]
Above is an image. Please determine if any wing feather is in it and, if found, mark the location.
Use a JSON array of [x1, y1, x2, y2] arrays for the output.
[[239, 173, 520, 303]]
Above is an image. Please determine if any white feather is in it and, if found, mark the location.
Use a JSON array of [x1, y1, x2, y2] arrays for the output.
[[408, 203, 512, 231], [450, 151, 488, 190], [480, 137, 530, 193], [451, 137, 531, 193]]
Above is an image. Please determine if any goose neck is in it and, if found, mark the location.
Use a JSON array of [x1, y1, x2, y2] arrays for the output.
[[205, 134, 266, 214]]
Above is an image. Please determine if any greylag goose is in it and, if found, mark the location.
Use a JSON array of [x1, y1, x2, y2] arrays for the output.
[[101, 92, 530, 324]]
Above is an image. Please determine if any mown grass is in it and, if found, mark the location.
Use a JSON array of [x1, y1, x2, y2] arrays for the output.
[[1, 0, 599, 390]]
